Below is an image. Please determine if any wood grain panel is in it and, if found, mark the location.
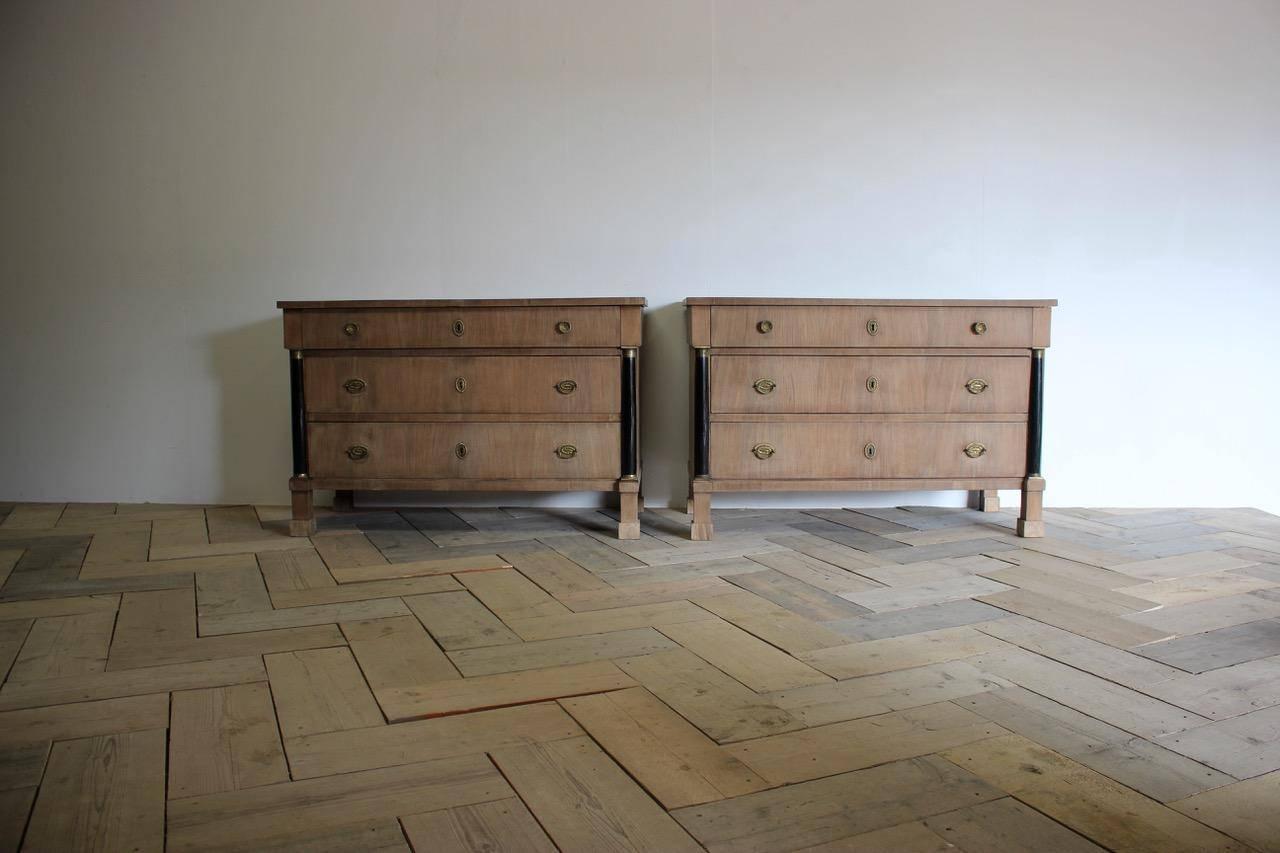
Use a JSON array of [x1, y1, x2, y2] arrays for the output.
[[710, 305, 1037, 348], [299, 306, 621, 348]]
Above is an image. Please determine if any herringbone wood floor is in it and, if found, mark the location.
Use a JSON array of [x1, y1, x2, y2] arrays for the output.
[[1, 501, 1279, 851]]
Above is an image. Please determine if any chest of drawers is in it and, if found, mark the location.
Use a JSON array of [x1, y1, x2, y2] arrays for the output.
[[280, 298, 644, 538], [686, 298, 1054, 540]]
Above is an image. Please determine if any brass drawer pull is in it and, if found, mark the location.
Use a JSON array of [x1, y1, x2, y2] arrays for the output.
[[971, 321, 988, 336], [455, 377, 468, 393], [864, 442, 877, 459], [452, 319, 466, 337], [964, 442, 987, 458], [455, 443, 468, 459], [752, 443, 775, 460], [556, 320, 572, 335], [342, 322, 359, 337], [343, 378, 367, 395], [556, 379, 578, 395], [753, 378, 776, 395], [556, 444, 578, 459], [757, 320, 773, 334], [866, 318, 880, 336], [866, 376, 879, 393], [346, 444, 369, 461], [965, 378, 989, 395]]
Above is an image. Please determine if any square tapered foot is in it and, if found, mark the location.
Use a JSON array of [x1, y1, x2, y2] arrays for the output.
[[972, 489, 1001, 512], [290, 518, 317, 537], [618, 522, 640, 540], [1017, 519, 1045, 537], [690, 522, 714, 541]]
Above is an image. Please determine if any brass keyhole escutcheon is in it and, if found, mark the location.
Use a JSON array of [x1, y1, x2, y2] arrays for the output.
[[866, 376, 879, 393], [346, 444, 369, 461], [556, 320, 572, 335], [964, 442, 987, 459], [965, 378, 989, 395], [342, 322, 359, 337], [556, 444, 578, 459], [343, 378, 367, 395], [971, 321, 988, 336], [455, 377, 468, 393], [451, 319, 466, 337], [864, 442, 877, 460], [556, 379, 577, 395], [753, 378, 776, 395], [752, 443, 776, 460], [757, 320, 773, 334], [866, 319, 880, 336], [455, 443, 468, 459]]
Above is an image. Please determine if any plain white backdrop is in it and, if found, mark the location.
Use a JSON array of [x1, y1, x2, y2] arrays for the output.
[[3, 0, 1278, 513]]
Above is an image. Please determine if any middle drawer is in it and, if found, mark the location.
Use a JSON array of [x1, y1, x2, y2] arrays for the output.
[[712, 355, 1030, 414], [305, 355, 620, 414]]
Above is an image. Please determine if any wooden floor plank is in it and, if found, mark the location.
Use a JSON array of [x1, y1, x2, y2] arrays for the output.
[[491, 736, 703, 852], [404, 591, 520, 650], [0, 694, 169, 748], [728, 569, 872, 621], [658, 618, 833, 691], [169, 682, 289, 798], [449, 627, 678, 676], [799, 625, 1008, 679], [977, 588, 1173, 647], [692, 590, 851, 654], [265, 647, 384, 737], [1136, 619, 1280, 672], [922, 797, 1108, 852], [343, 615, 460, 690], [0, 655, 265, 711], [200, 597, 410, 635], [976, 615, 1183, 687], [196, 565, 272, 619], [24, 729, 165, 853], [400, 798, 556, 853], [9, 609, 115, 680], [330, 553, 509, 584], [1157, 703, 1280, 778], [1170, 771, 1280, 853], [504, 600, 714, 641], [456, 569, 570, 620], [311, 532, 389, 571]]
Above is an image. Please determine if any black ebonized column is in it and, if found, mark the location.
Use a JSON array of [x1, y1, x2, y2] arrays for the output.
[[693, 348, 710, 477], [1026, 348, 1045, 477], [620, 348, 639, 479], [290, 351, 308, 477]]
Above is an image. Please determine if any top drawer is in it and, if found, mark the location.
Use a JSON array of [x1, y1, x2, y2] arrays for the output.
[[298, 306, 621, 349], [711, 306, 1037, 348]]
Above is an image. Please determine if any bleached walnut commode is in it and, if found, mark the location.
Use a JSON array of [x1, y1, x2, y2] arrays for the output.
[[280, 298, 644, 539], [685, 298, 1055, 540]]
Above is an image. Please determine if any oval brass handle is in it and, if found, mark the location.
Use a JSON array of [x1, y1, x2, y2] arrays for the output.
[[556, 444, 577, 459], [556, 320, 572, 335], [455, 443, 468, 459], [864, 442, 877, 460], [556, 380, 577, 395], [966, 378, 989, 395], [455, 377, 468, 393], [964, 442, 987, 459], [752, 443, 775, 460], [452, 319, 466, 337], [342, 322, 359, 337], [343, 378, 367, 395], [866, 376, 879, 393], [757, 320, 773, 334], [971, 321, 988, 336], [866, 318, 880, 336], [753, 378, 776, 395], [346, 444, 369, 461]]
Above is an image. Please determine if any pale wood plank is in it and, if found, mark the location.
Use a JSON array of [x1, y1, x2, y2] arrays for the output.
[[400, 798, 555, 853], [107, 625, 346, 670], [286, 702, 581, 779], [790, 821, 955, 853], [24, 729, 165, 853], [8, 610, 114, 680], [206, 506, 268, 542], [844, 574, 1013, 613], [268, 575, 460, 608], [616, 648, 805, 743], [79, 552, 259, 580], [977, 615, 1182, 687], [504, 548, 611, 596], [1170, 771, 1280, 853], [312, 532, 388, 571], [257, 548, 336, 591], [200, 597, 409, 635], [1116, 551, 1260, 581], [166, 755, 512, 853], [376, 660, 634, 722], [729, 569, 871, 620], [0, 504, 65, 530], [456, 569, 569, 620], [692, 590, 851, 654], [0, 694, 169, 748], [0, 594, 118, 622], [979, 563, 1162, 613], [1123, 593, 1280, 636], [265, 647, 384, 737], [671, 754, 1002, 852], [940, 734, 1249, 853], [0, 655, 265, 711], [799, 625, 1009, 679], [449, 627, 678, 676], [659, 618, 833, 691], [923, 797, 1107, 852], [148, 535, 313, 561], [342, 615, 460, 689], [491, 736, 703, 852], [169, 682, 289, 798], [1118, 571, 1278, 606], [1158, 703, 1280, 778], [330, 553, 509, 584], [83, 526, 151, 565], [727, 701, 1007, 785], [150, 514, 209, 552], [559, 687, 772, 808], [977, 588, 1173, 647], [1138, 619, 1280, 672], [196, 565, 272, 618], [404, 591, 519, 650], [557, 577, 738, 612], [505, 600, 714, 641]]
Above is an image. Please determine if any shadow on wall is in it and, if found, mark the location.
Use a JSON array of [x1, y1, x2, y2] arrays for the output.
[[640, 303, 690, 510], [209, 316, 294, 505]]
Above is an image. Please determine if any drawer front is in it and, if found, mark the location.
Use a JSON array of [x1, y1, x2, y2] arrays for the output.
[[309, 422, 619, 479], [305, 355, 619, 414], [300, 307, 620, 349], [710, 306, 1035, 348], [712, 356, 1030, 414], [711, 421, 1026, 479]]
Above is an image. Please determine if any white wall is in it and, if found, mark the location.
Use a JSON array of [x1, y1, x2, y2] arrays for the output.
[[3, 0, 1278, 513]]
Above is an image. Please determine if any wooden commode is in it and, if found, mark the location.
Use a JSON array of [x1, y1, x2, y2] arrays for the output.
[[280, 298, 644, 538], [686, 298, 1054, 540]]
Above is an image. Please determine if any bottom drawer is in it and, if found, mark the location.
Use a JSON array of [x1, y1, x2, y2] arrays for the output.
[[711, 421, 1026, 480], [309, 422, 620, 479]]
